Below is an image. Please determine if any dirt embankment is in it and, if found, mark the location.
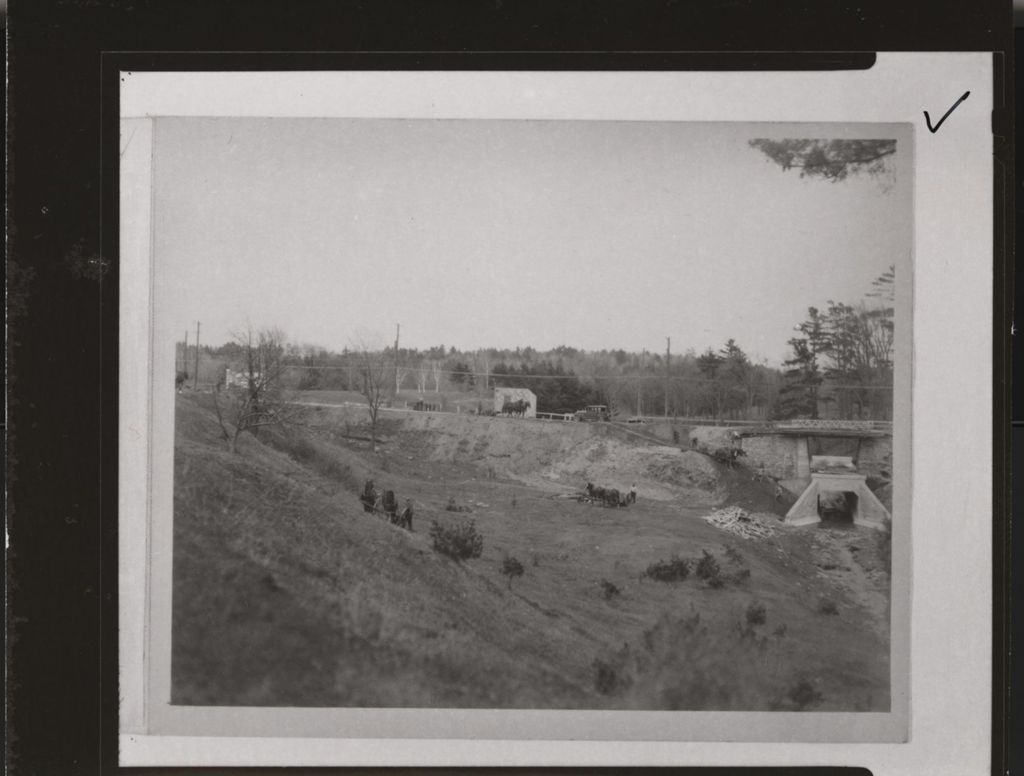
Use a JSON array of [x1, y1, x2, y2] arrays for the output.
[[305, 406, 724, 505], [172, 394, 892, 711]]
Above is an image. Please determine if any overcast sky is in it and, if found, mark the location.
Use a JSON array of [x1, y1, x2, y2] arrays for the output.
[[153, 118, 911, 365]]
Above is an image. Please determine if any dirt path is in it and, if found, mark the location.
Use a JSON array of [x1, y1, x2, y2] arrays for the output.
[[810, 526, 890, 638]]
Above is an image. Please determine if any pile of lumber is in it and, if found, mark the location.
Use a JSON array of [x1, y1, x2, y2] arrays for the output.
[[702, 506, 778, 539]]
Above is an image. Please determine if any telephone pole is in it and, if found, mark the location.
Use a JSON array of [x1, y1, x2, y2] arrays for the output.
[[193, 321, 200, 390], [636, 348, 644, 417], [664, 336, 671, 417], [393, 323, 401, 397]]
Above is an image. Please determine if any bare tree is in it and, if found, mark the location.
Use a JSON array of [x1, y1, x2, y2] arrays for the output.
[[211, 326, 298, 453], [352, 336, 391, 451], [430, 360, 443, 393], [415, 359, 430, 394]]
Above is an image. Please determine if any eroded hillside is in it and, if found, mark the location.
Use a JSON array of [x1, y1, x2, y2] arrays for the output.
[[172, 394, 892, 711]]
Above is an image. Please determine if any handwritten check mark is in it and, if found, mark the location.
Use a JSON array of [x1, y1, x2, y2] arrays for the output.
[[924, 91, 970, 133]]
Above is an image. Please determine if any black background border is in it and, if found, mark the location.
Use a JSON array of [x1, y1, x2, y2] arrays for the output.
[[5, 2, 1015, 774]]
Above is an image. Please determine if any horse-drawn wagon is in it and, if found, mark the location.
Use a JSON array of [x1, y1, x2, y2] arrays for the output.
[[359, 480, 413, 530]]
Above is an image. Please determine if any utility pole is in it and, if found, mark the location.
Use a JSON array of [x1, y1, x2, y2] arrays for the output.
[[636, 348, 644, 417], [393, 323, 401, 397], [193, 321, 200, 390], [664, 336, 671, 417]]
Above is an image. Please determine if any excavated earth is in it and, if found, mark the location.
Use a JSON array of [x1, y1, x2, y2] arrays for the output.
[[171, 395, 894, 711], [313, 406, 725, 504]]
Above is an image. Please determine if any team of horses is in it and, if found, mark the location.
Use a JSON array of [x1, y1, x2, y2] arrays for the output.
[[500, 398, 530, 418], [713, 446, 747, 469], [359, 479, 413, 531], [582, 482, 634, 508]]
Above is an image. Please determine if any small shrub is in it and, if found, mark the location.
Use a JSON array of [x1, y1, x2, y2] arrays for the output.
[[745, 601, 767, 626], [591, 642, 634, 695], [645, 555, 690, 582], [429, 519, 484, 562], [593, 658, 622, 695], [786, 679, 823, 710], [724, 545, 745, 565], [501, 555, 525, 589], [671, 428, 681, 444], [531, 553, 540, 567], [445, 496, 472, 513], [772, 623, 788, 638], [696, 550, 722, 586], [818, 598, 839, 616], [600, 579, 621, 600], [728, 568, 752, 584]]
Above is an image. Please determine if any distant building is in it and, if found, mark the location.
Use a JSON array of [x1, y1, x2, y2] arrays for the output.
[[493, 387, 537, 418], [224, 367, 259, 390]]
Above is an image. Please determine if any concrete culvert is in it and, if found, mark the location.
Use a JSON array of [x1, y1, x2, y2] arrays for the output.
[[817, 490, 857, 526]]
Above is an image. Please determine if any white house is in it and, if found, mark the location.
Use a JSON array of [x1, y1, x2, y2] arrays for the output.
[[224, 367, 259, 390]]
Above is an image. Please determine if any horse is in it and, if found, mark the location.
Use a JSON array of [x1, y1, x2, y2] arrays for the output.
[[585, 482, 606, 502], [382, 489, 399, 521], [502, 398, 529, 418], [359, 480, 378, 513], [711, 447, 746, 469], [729, 448, 747, 469], [603, 488, 621, 508]]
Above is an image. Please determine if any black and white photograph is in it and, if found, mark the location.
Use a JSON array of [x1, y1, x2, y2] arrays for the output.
[[115, 59, 998, 765], [148, 116, 910, 713], [4, 0, 1008, 768]]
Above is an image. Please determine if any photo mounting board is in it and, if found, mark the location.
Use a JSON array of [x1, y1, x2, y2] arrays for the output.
[[115, 55, 995, 773]]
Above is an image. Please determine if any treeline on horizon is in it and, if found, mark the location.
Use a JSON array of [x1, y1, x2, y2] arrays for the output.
[[188, 267, 895, 421]]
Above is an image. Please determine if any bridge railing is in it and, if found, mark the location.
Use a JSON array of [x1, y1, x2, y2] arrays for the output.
[[771, 418, 893, 432], [615, 415, 892, 432]]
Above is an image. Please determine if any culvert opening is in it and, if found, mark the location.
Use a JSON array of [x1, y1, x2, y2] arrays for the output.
[[817, 490, 857, 525]]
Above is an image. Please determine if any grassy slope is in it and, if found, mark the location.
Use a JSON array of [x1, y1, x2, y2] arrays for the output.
[[172, 394, 890, 710]]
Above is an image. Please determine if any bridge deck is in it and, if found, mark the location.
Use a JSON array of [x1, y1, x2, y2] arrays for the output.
[[734, 427, 891, 439]]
